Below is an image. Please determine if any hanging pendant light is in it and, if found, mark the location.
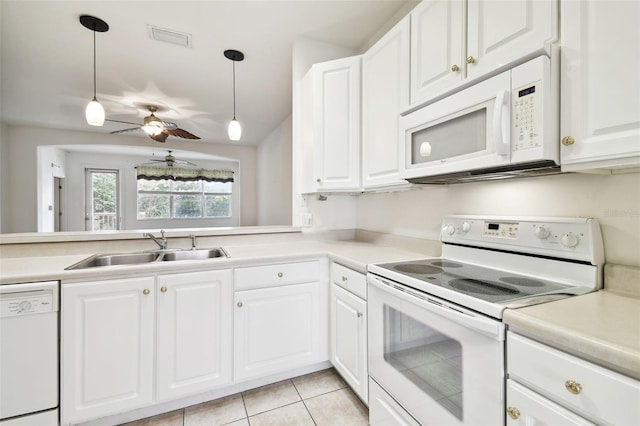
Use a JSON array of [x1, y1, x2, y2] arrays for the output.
[[224, 49, 244, 141], [80, 15, 109, 126]]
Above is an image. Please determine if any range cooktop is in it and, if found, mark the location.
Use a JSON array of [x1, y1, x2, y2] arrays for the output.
[[374, 258, 572, 304]]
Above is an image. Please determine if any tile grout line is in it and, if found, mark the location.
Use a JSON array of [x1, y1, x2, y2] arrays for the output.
[[291, 378, 318, 426]]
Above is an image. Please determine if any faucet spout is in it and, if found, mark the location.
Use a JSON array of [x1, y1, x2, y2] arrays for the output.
[[143, 230, 167, 250]]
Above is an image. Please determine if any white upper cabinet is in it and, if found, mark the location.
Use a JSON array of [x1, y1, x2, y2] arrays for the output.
[[410, 0, 464, 105], [312, 56, 362, 191], [559, 0, 640, 172], [362, 17, 410, 189], [467, 0, 557, 80], [410, 0, 557, 107]]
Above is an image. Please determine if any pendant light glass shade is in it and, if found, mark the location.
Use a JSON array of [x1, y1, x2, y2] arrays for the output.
[[224, 49, 244, 141], [80, 16, 109, 127], [228, 118, 241, 141], [86, 97, 105, 126]]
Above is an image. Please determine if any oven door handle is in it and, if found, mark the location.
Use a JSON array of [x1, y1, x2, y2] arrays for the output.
[[368, 275, 504, 340]]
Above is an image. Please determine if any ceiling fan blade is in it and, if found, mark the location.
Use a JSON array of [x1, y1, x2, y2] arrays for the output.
[[163, 128, 201, 139], [149, 132, 169, 143], [110, 127, 142, 134], [105, 118, 142, 126]]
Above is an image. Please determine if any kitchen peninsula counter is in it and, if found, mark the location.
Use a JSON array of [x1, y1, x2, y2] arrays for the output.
[[504, 264, 640, 380]]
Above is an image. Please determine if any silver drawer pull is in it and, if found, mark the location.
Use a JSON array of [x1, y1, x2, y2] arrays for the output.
[[237, 302, 243, 308], [277, 272, 283, 278], [565, 380, 582, 395], [357, 311, 363, 318], [342, 276, 347, 282]]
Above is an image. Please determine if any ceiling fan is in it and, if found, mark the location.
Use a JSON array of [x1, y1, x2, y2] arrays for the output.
[[107, 106, 200, 142], [143, 150, 198, 168]]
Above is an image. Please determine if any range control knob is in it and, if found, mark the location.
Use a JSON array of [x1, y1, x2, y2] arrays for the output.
[[461, 222, 471, 233], [442, 224, 456, 236], [534, 225, 550, 239], [561, 233, 579, 248]]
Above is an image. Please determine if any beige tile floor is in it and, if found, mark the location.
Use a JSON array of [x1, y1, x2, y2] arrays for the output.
[[122, 368, 369, 426]]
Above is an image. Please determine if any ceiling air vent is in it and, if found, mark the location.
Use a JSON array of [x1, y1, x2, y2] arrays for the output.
[[147, 25, 192, 48]]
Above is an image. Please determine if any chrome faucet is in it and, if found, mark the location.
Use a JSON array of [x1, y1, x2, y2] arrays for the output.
[[143, 230, 167, 250]]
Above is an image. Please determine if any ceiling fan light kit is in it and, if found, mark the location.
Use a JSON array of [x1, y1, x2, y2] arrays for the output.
[[80, 15, 109, 127], [107, 105, 201, 142], [224, 49, 244, 141]]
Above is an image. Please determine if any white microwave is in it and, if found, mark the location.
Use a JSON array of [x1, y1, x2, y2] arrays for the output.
[[399, 56, 559, 184]]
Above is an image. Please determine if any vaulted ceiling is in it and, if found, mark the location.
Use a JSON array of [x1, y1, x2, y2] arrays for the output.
[[1, 0, 416, 146]]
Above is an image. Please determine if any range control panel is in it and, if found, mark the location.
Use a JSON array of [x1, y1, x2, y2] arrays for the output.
[[440, 215, 603, 264]]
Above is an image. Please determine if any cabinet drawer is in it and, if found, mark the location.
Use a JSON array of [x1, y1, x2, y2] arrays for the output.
[[507, 379, 594, 425], [331, 262, 366, 300], [235, 260, 321, 291], [508, 332, 640, 425]]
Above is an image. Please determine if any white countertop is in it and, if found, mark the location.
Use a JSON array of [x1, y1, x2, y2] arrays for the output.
[[0, 239, 428, 285]]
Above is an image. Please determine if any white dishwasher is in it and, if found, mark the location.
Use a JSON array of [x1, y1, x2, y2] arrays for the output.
[[0, 281, 59, 425]]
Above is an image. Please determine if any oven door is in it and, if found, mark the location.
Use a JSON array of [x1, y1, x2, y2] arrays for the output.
[[399, 70, 511, 180], [368, 274, 505, 426]]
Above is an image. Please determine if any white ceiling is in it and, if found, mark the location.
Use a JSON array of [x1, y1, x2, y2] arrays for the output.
[[1, 0, 416, 146]]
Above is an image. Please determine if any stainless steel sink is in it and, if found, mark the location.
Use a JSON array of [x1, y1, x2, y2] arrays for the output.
[[65, 248, 228, 270], [65, 252, 161, 270], [162, 248, 228, 262]]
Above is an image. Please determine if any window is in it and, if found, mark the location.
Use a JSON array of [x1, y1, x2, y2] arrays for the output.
[[137, 178, 232, 220], [86, 168, 120, 230]]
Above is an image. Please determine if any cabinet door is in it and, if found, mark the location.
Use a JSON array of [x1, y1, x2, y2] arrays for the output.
[[313, 56, 361, 190], [234, 282, 326, 381], [410, 0, 464, 105], [61, 277, 155, 424], [467, 0, 556, 80], [330, 284, 367, 402], [362, 17, 410, 189], [506, 380, 594, 425], [156, 270, 233, 401], [560, 0, 640, 171]]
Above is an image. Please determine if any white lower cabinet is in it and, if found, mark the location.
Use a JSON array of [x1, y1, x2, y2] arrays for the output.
[[330, 263, 368, 402], [156, 270, 233, 401], [507, 332, 640, 425], [233, 260, 328, 381], [61, 270, 233, 425], [61, 276, 155, 424]]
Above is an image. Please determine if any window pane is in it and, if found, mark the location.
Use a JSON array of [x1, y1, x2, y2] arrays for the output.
[[174, 195, 202, 218], [205, 195, 231, 217], [138, 179, 170, 192], [138, 194, 170, 219], [203, 181, 233, 194], [174, 180, 201, 192]]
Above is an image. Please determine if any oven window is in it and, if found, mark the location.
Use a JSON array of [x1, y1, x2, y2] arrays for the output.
[[410, 108, 487, 165], [383, 305, 463, 420]]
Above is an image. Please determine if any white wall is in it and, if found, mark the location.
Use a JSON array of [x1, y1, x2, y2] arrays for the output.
[[257, 115, 292, 225], [355, 173, 640, 267], [3, 125, 258, 233], [37, 146, 67, 232], [0, 123, 9, 233]]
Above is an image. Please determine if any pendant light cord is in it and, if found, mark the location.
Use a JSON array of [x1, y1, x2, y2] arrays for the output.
[[92, 26, 97, 100], [232, 60, 236, 120]]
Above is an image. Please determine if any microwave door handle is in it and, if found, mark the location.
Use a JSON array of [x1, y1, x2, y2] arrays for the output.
[[493, 89, 510, 156]]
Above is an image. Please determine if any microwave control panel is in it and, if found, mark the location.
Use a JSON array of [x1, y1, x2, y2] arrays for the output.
[[512, 80, 542, 151]]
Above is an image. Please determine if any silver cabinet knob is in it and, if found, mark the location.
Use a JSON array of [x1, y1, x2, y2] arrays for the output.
[[160, 286, 167, 293], [357, 312, 363, 318], [277, 272, 283, 278], [237, 302, 243, 308], [342, 276, 347, 282], [143, 289, 150, 295]]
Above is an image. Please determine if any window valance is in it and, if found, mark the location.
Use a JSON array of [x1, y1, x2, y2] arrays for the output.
[[136, 165, 234, 182]]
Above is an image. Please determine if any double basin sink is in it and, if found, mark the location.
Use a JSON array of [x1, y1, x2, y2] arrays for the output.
[[66, 247, 228, 270]]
